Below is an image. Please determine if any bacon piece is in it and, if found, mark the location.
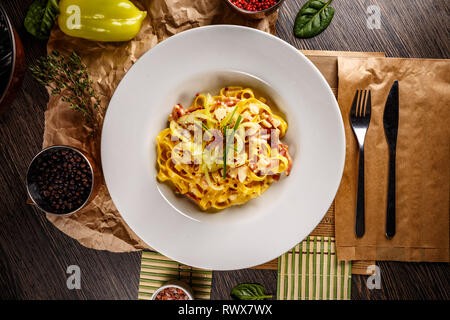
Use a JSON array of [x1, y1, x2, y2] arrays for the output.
[[224, 97, 238, 107], [279, 143, 293, 176], [186, 104, 203, 113], [268, 115, 281, 128], [185, 192, 200, 203], [249, 163, 258, 172], [171, 104, 185, 120]]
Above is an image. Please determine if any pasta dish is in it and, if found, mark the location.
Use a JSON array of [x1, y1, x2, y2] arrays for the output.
[[156, 87, 292, 210]]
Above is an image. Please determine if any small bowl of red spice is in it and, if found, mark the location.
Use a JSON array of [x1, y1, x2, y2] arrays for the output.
[[225, 0, 284, 19], [26, 145, 95, 216], [151, 280, 194, 300]]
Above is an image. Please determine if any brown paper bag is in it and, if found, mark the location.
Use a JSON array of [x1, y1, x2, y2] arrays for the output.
[[42, 0, 278, 252], [335, 57, 450, 262]]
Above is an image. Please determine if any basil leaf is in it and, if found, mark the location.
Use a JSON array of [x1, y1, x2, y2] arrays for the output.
[[230, 283, 272, 300], [24, 0, 59, 40], [294, 0, 334, 38]]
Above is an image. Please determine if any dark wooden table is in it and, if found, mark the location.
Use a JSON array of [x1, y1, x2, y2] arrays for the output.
[[0, 0, 448, 300]]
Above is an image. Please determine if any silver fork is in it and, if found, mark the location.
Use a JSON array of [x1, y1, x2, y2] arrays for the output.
[[349, 89, 371, 238]]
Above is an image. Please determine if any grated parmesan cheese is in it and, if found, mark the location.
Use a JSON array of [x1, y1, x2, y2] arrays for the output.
[[214, 107, 228, 121], [249, 103, 259, 115]]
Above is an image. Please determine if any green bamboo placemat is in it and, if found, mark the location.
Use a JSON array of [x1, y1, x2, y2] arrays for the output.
[[138, 251, 212, 300], [277, 236, 352, 300]]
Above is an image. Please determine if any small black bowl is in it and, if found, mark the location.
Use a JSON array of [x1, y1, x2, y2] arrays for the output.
[[223, 0, 285, 20], [26, 146, 95, 216]]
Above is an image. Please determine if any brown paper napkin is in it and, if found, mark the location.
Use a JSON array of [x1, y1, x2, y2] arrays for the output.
[[335, 57, 450, 262], [42, 0, 277, 252]]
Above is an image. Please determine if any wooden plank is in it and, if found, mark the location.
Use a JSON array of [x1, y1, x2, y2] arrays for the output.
[[0, 0, 449, 300]]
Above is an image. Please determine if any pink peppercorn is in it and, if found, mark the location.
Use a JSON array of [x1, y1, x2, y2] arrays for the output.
[[229, 0, 279, 12], [154, 287, 190, 300]]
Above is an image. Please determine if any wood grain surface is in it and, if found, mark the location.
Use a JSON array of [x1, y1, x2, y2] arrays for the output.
[[0, 0, 448, 300]]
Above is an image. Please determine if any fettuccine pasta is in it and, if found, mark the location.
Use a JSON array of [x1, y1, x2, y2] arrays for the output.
[[156, 87, 292, 211]]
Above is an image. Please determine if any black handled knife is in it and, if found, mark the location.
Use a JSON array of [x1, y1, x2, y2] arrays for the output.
[[383, 80, 399, 239]]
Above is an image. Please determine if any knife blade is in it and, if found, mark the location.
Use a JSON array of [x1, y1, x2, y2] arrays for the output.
[[383, 80, 399, 238]]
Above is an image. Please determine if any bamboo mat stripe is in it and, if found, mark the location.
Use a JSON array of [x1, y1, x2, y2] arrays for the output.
[[277, 236, 351, 300], [138, 251, 212, 300]]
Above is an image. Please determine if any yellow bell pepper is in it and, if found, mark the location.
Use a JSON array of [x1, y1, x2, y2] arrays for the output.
[[58, 0, 147, 42]]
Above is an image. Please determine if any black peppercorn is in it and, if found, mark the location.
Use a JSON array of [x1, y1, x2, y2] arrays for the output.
[[27, 147, 93, 214]]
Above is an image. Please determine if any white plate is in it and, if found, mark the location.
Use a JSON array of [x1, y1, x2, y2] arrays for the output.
[[101, 25, 345, 270]]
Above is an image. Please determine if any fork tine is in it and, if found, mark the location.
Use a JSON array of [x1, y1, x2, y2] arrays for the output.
[[362, 90, 368, 116], [350, 89, 359, 118], [365, 90, 372, 118], [358, 89, 364, 117]]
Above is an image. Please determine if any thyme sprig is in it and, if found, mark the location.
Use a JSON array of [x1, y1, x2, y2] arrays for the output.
[[30, 50, 103, 134]]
